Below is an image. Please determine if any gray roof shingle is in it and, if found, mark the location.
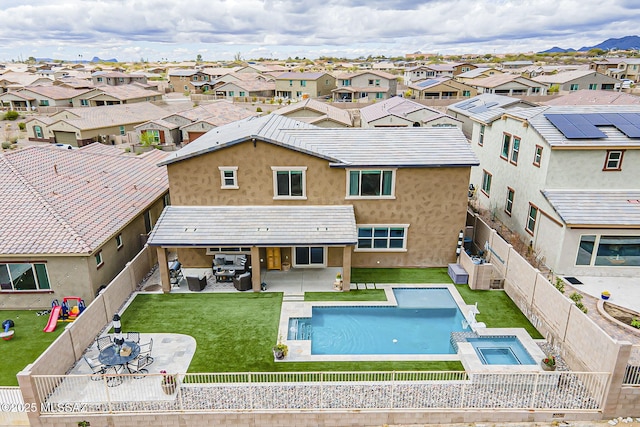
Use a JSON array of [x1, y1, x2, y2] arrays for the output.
[[542, 189, 640, 226]]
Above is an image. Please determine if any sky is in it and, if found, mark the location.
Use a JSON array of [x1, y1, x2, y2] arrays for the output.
[[0, 0, 639, 62]]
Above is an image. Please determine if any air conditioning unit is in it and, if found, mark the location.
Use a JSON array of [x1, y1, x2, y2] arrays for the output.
[[490, 278, 505, 289]]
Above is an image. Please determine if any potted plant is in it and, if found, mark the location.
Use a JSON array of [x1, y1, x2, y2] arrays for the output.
[[160, 370, 178, 394], [272, 338, 288, 360], [541, 355, 556, 371], [601, 290, 611, 300]]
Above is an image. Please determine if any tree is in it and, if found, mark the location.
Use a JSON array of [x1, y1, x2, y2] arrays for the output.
[[196, 54, 203, 63], [234, 52, 243, 62]]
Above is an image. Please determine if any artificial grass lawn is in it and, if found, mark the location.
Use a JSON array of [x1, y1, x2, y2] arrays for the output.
[[351, 267, 451, 284], [305, 289, 387, 302], [121, 293, 463, 373], [0, 310, 65, 386]]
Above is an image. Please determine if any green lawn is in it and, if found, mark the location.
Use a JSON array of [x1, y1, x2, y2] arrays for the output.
[[351, 267, 451, 284], [121, 293, 463, 372], [0, 310, 65, 386]]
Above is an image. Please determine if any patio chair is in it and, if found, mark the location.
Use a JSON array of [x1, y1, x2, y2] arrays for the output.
[[127, 355, 150, 378], [103, 366, 123, 387], [138, 338, 154, 365], [83, 356, 106, 380], [126, 331, 140, 343], [96, 336, 113, 351]]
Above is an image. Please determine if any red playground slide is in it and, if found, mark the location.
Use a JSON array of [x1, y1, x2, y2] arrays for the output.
[[43, 306, 62, 332]]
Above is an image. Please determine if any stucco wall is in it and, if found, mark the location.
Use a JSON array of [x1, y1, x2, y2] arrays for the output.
[[167, 139, 470, 268]]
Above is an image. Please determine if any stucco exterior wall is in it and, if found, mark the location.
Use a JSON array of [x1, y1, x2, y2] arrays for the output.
[[167, 140, 470, 268]]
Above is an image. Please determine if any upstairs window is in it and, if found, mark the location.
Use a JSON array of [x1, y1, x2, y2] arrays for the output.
[[481, 170, 492, 196], [501, 133, 511, 160], [347, 169, 395, 198], [604, 150, 624, 171], [219, 166, 238, 189], [505, 187, 515, 216], [272, 167, 306, 199], [510, 137, 520, 165], [533, 145, 543, 167], [526, 203, 538, 235], [478, 125, 485, 146]]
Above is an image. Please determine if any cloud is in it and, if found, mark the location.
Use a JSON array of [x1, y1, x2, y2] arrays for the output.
[[0, 0, 639, 60]]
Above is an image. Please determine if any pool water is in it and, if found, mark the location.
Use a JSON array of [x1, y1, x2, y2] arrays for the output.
[[467, 336, 536, 365], [288, 288, 467, 355]]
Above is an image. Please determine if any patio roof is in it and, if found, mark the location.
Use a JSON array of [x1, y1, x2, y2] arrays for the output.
[[542, 189, 640, 227], [148, 205, 357, 247]]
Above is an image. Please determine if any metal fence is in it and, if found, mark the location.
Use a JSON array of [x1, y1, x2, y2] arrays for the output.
[[0, 387, 24, 409], [622, 345, 640, 386], [34, 371, 609, 414]]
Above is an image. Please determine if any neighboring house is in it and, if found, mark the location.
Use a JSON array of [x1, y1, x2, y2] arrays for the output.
[[0, 72, 53, 93], [532, 70, 621, 92], [0, 85, 92, 111], [467, 104, 640, 276], [212, 79, 275, 99], [91, 71, 148, 86], [541, 89, 640, 106], [590, 58, 626, 75], [465, 74, 548, 96], [137, 100, 257, 144], [0, 144, 169, 309], [456, 68, 503, 82], [446, 94, 538, 138], [607, 58, 640, 82], [332, 71, 398, 102], [274, 72, 336, 99], [26, 102, 170, 146], [360, 96, 461, 128], [73, 85, 163, 106], [271, 98, 353, 127], [407, 77, 478, 100], [167, 69, 214, 93], [501, 61, 534, 69], [149, 114, 478, 292], [403, 63, 476, 85]]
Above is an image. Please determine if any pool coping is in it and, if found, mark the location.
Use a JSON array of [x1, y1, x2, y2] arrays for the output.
[[277, 283, 548, 371]]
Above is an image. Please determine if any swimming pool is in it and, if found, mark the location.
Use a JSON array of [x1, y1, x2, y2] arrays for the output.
[[467, 336, 536, 365], [288, 288, 468, 355]]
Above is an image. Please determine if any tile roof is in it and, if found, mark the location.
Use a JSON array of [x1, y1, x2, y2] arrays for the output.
[[215, 79, 275, 92], [360, 96, 440, 123], [448, 94, 530, 116], [276, 72, 329, 80], [541, 90, 640, 106], [170, 101, 257, 126], [159, 114, 478, 168], [48, 102, 170, 130], [0, 145, 168, 255], [272, 98, 352, 126], [542, 190, 640, 226], [87, 84, 162, 101], [334, 70, 397, 80], [465, 74, 541, 88], [532, 70, 614, 84], [148, 205, 357, 246], [20, 85, 92, 100]]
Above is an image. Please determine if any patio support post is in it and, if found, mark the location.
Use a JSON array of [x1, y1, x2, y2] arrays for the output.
[[341, 245, 352, 291], [250, 246, 261, 292], [157, 247, 171, 293]]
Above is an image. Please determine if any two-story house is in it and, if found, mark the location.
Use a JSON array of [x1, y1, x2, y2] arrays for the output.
[[274, 72, 336, 99], [168, 69, 214, 93], [607, 58, 640, 82], [465, 74, 548, 97], [532, 70, 621, 93], [148, 114, 478, 292], [360, 96, 461, 128], [467, 105, 640, 277], [404, 63, 476, 85], [407, 77, 478, 100], [332, 71, 398, 102], [91, 71, 148, 86]]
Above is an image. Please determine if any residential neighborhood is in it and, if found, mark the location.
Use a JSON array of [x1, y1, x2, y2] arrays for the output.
[[1, 48, 640, 427]]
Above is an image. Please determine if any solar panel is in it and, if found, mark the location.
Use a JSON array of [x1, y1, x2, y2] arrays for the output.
[[484, 102, 499, 108], [545, 114, 607, 139]]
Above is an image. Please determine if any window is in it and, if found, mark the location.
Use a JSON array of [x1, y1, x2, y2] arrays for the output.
[[463, 90, 471, 97], [375, 92, 384, 99], [289, 80, 293, 87], [301, 80, 307, 87], [228, 91, 234, 97], [356, 225, 408, 251], [272, 167, 306, 198], [239, 91, 245, 97], [481, 170, 492, 196], [80, 99, 89, 106], [95, 251, 104, 268], [184, 85, 188, 91], [505, 187, 515, 216], [501, 133, 511, 159], [604, 150, 624, 171], [116, 234, 123, 249], [296, 91, 303, 97], [219, 166, 238, 189], [526, 203, 538, 235], [375, 79, 380, 86], [575, 235, 596, 265], [97, 77, 103, 83], [294, 246, 325, 266], [145, 130, 160, 143], [478, 125, 485, 146], [0, 263, 50, 291], [34, 125, 43, 138], [347, 169, 395, 198], [163, 193, 171, 207], [510, 136, 520, 164], [533, 145, 543, 167], [589, 83, 598, 90], [143, 210, 152, 234], [341, 79, 351, 86], [570, 84, 579, 91], [39, 100, 49, 106], [192, 76, 198, 81], [119, 126, 125, 136], [531, 87, 541, 93], [594, 236, 640, 266], [368, 79, 374, 85]]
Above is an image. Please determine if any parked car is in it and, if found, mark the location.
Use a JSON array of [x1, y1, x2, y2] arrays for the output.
[[54, 143, 74, 150]]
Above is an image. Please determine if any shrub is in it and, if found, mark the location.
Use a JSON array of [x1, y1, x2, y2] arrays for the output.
[[569, 292, 588, 313], [18, 122, 26, 131], [1, 141, 11, 149], [256, 107, 262, 112], [554, 277, 565, 294], [631, 318, 640, 329], [9, 135, 18, 144], [3, 111, 19, 121]]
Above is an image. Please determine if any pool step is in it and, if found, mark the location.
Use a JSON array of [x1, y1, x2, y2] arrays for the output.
[[283, 293, 304, 302]]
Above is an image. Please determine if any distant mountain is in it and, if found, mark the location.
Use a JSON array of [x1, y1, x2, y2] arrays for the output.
[[91, 56, 118, 63], [539, 35, 640, 53], [33, 56, 118, 63]]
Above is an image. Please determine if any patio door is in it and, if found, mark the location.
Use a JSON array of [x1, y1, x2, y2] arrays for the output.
[[294, 246, 325, 267]]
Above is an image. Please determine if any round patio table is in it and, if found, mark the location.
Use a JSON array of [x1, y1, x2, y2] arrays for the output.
[[98, 341, 140, 370]]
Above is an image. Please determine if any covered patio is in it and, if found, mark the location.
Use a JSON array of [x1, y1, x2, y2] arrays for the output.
[[148, 205, 357, 293]]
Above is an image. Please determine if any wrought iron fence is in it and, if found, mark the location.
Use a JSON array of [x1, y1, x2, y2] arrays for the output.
[[0, 387, 24, 410], [33, 370, 609, 414], [622, 345, 640, 385]]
